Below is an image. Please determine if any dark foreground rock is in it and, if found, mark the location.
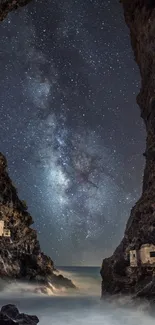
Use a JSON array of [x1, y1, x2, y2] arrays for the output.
[[0, 0, 32, 21], [0, 304, 39, 325], [101, 1, 155, 300], [0, 152, 75, 293]]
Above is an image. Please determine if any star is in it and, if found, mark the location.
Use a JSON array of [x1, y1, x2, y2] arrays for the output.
[[0, 0, 144, 266]]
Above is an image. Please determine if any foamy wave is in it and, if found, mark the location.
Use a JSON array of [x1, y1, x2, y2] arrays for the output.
[[0, 280, 68, 298], [0, 269, 154, 325]]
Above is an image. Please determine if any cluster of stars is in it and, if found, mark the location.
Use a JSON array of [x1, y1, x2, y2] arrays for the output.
[[0, 0, 145, 265]]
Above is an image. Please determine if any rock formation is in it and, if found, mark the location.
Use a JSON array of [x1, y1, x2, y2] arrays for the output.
[[0, 304, 39, 325], [101, 1, 155, 299], [0, 0, 32, 21], [0, 152, 75, 292]]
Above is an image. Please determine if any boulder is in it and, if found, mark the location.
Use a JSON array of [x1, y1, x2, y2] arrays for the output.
[[0, 304, 39, 325]]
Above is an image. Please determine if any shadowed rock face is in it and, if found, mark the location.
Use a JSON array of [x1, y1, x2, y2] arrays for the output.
[[0, 0, 32, 21], [101, 2, 155, 299], [0, 304, 39, 325], [0, 152, 75, 292]]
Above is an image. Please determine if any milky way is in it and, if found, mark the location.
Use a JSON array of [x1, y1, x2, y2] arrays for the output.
[[0, 0, 145, 265]]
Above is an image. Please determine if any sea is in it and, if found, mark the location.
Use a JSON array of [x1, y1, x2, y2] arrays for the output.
[[0, 266, 154, 325]]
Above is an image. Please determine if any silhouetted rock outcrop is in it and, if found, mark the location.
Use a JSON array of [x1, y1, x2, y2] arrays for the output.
[[0, 152, 75, 293], [0, 0, 32, 21], [0, 304, 39, 325], [101, 1, 155, 300]]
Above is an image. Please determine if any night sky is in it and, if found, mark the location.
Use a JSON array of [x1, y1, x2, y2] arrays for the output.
[[0, 0, 145, 266]]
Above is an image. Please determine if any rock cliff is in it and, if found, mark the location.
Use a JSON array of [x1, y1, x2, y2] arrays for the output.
[[0, 152, 75, 293], [101, 1, 155, 299], [0, 0, 32, 21]]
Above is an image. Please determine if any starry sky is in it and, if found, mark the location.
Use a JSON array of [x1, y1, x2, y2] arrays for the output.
[[0, 0, 145, 266]]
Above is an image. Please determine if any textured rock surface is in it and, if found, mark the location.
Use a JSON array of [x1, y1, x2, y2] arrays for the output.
[[101, 1, 155, 299], [0, 0, 32, 21], [0, 152, 75, 292], [0, 304, 39, 325]]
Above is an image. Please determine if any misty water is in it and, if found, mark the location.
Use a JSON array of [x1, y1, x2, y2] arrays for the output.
[[0, 267, 154, 325]]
